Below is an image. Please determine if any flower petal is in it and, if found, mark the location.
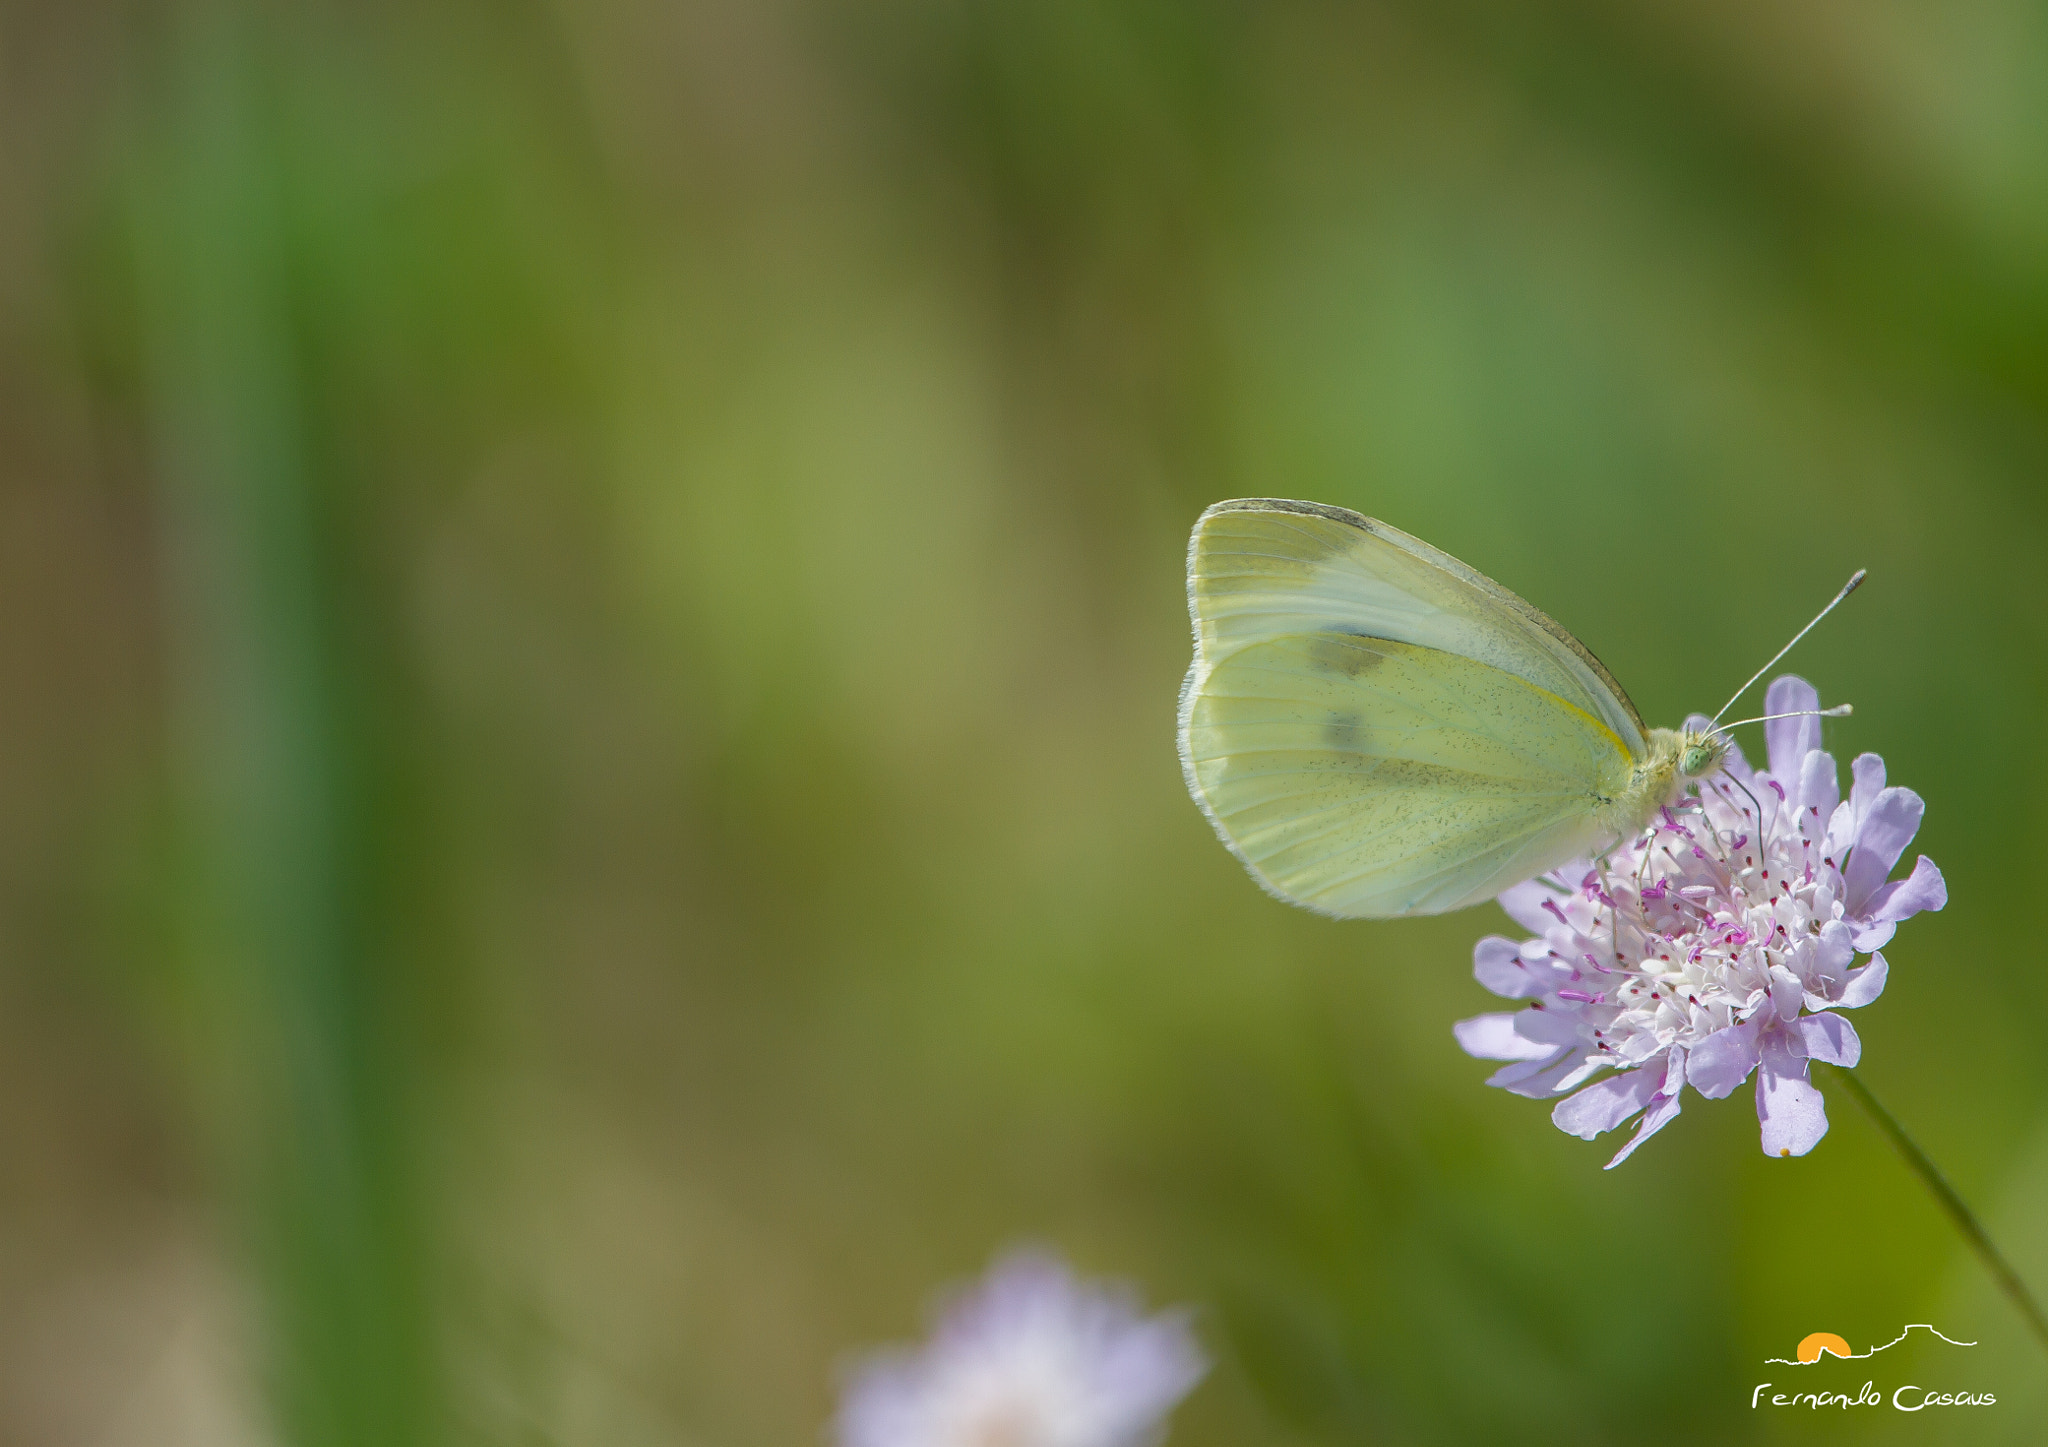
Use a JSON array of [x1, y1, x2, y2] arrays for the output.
[[1102, 1320, 1210, 1425], [1554, 1054, 1613, 1092], [1489, 1052, 1580, 1097], [1764, 675, 1821, 778], [1837, 952, 1889, 1009], [1796, 1011, 1861, 1067], [1604, 1086, 1682, 1168], [1687, 1020, 1761, 1099], [1822, 799, 1857, 861], [1842, 787, 1925, 914], [1499, 871, 1589, 941], [1473, 936, 1568, 998], [1849, 918, 1895, 952], [1768, 966, 1806, 1022], [1816, 919, 1855, 974], [1801, 920, 1857, 1007], [1797, 749, 1840, 826], [1757, 1029, 1828, 1157], [1512, 1006, 1587, 1048], [1849, 752, 1885, 824], [1454, 1012, 1556, 1061], [1497, 880, 1554, 934], [1551, 1067, 1660, 1140], [1859, 855, 1947, 930]]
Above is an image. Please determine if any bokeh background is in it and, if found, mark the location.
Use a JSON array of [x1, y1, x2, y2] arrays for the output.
[[3, 1, 2046, 1443]]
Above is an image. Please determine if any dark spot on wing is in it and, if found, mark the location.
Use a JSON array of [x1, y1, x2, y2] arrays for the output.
[[1307, 630, 1390, 678], [1325, 711, 1364, 750]]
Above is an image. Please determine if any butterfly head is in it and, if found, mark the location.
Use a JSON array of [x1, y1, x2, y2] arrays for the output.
[[1678, 730, 1729, 780]]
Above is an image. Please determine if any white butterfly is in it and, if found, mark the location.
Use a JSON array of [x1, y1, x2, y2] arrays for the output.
[[1177, 499, 1854, 918]]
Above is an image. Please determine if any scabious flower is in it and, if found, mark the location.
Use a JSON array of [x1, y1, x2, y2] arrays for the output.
[[1454, 675, 1946, 1167], [835, 1249, 1206, 1447]]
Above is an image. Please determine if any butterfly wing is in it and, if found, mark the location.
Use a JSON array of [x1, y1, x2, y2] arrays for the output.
[[1185, 498, 1646, 752], [1179, 499, 1643, 917]]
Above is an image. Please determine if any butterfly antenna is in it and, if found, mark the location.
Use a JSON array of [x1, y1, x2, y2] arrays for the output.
[[1716, 704, 1853, 731], [1710, 569, 1866, 727]]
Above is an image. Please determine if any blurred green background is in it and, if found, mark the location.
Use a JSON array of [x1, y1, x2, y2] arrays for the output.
[[2, 0, 2045, 1442]]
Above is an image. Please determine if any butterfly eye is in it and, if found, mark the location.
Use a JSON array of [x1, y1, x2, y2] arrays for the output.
[[1680, 739, 1726, 778]]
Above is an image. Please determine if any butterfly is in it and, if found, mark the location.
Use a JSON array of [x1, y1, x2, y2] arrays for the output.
[[1177, 498, 1855, 917]]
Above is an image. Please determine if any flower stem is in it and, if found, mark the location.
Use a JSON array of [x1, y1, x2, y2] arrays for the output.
[[1828, 1064, 2048, 1356]]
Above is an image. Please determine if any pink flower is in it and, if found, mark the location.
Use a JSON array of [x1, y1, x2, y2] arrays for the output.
[[1454, 676, 1945, 1167], [835, 1250, 1206, 1447]]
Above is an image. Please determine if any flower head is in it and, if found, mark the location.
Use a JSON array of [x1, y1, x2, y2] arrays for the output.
[[1454, 676, 1946, 1167], [835, 1249, 1206, 1447]]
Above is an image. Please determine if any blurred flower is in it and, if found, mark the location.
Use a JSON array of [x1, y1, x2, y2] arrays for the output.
[[1455, 676, 1945, 1167], [835, 1249, 1206, 1447]]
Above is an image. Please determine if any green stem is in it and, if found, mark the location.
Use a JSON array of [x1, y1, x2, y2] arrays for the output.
[[1828, 1064, 2048, 1357]]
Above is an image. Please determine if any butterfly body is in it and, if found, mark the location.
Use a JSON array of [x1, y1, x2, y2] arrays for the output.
[[1178, 499, 1727, 918], [1603, 726, 1727, 843]]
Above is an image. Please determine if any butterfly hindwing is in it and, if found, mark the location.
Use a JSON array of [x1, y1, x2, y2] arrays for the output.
[[1182, 632, 1630, 915]]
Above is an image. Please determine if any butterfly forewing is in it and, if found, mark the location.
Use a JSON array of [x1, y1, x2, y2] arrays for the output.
[[1179, 500, 1644, 918], [1186, 500, 1646, 754]]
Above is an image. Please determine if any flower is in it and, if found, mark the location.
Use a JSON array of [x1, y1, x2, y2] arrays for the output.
[[835, 1249, 1207, 1447], [1454, 675, 1946, 1167]]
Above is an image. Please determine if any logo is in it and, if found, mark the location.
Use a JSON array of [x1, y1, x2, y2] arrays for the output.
[[1750, 1325, 1996, 1413], [1766, 1323, 1975, 1365]]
